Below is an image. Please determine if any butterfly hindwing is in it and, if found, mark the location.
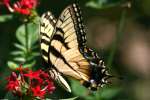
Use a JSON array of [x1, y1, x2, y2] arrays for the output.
[[40, 11, 72, 92], [40, 11, 57, 63]]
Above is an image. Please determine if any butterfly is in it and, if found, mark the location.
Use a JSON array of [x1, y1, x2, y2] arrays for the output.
[[40, 3, 111, 92]]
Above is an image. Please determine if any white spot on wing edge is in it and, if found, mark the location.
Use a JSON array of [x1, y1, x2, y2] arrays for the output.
[[73, 3, 76, 7]]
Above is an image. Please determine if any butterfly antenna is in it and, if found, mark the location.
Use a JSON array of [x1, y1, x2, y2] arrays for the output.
[[108, 74, 124, 81]]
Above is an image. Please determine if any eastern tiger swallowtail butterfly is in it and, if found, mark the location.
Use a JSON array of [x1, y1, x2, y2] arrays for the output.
[[40, 3, 111, 92]]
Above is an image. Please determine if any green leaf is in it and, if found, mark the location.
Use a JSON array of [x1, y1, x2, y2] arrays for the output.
[[0, 15, 13, 22], [32, 44, 39, 50], [100, 87, 121, 99], [23, 60, 36, 68], [60, 97, 78, 100], [45, 97, 78, 100], [71, 80, 88, 97], [4, 91, 19, 99], [86, 0, 123, 9], [86, 0, 106, 8], [32, 16, 40, 24], [86, 1, 102, 9], [45, 99, 52, 100], [10, 51, 24, 56], [14, 57, 26, 62], [27, 23, 39, 49], [27, 52, 39, 61], [16, 24, 26, 46], [7, 61, 19, 70], [32, 52, 40, 57], [16, 23, 39, 49], [14, 43, 26, 51]]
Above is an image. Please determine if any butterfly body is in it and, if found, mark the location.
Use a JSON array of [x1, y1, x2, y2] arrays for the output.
[[40, 3, 110, 92]]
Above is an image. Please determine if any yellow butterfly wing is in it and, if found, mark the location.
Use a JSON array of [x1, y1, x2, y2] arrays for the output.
[[49, 3, 90, 82]]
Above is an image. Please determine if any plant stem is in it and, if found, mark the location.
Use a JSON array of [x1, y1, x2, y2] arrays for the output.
[[25, 23, 29, 51], [25, 23, 29, 62], [107, 8, 127, 68]]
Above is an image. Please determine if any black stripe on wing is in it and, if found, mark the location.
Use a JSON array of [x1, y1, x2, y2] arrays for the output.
[[40, 32, 50, 39], [41, 39, 50, 45], [70, 3, 86, 47], [53, 34, 69, 49], [42, 11, 56, 26], [49, 46, 73, 68], [53, 27, 69, 49], [48, 45, 83, 77], [40, 11, 57, 63], [40, 11, 57, 42]]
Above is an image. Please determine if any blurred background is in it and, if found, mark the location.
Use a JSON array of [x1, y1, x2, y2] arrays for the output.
[[0, 0, 150, 100]]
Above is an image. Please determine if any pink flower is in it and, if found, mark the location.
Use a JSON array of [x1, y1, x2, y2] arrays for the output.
[[31, 86, 46, 98], [3, 0, 38, 15], [46, 80, 55, 93], [16, 64, 29, 73], [6, 72, 19, 91], [6, 65, 55, 99], [24, 70, 43, 83], [24, 70, 41, 80]]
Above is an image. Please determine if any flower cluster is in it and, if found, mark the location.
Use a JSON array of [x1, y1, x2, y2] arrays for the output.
[[3, 0, 38, 15], [6, 65, 55, 99]]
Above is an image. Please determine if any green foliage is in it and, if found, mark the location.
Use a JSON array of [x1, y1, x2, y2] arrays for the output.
[[99, 87, 121, 99], [71, 80, 121, 100], [86, 0, 125, 9], [7, 22, 40, 70], [0, 15, 13, 22], [16, 23, 39, 48], [71, 80, 88, 97], [45, 97, 78, 100], [4, 91, 19, 100]]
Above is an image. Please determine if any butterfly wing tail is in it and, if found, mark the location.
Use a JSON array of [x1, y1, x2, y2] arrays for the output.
[[49, 68, 71, 92]]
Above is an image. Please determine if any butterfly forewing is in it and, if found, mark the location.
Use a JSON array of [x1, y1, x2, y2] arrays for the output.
[[40, 11, 72, 92], [48, 3, 90, 82], [40, 11, 57, 63]]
